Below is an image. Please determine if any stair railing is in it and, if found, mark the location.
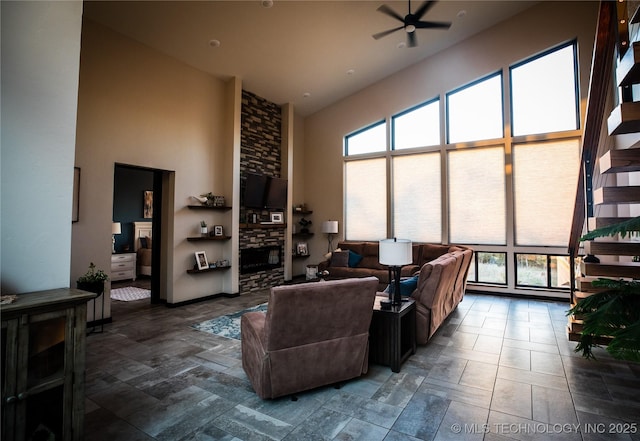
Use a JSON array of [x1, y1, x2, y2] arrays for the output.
[[568, 0, 617, 303]]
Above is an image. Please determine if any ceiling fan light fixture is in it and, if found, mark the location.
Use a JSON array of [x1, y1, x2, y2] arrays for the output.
[[405, 24, 416, 33]]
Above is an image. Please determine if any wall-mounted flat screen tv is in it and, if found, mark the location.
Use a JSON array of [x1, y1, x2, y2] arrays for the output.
[[243, 173, 287, 209]]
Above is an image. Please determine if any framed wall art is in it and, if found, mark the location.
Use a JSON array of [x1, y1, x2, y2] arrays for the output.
[[144, 190, 153, 218]]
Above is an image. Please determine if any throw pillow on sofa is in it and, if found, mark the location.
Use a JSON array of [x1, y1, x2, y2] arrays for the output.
[[348, 250, 363, 267], [384, 275, 419, 296], [330, 250, 350, 267]]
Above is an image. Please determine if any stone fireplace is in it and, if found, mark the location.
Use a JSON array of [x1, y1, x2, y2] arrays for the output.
[[239, 90, 284, 292]]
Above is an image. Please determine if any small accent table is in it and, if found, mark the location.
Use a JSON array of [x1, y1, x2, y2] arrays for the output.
[[369, 295, 416, 372]]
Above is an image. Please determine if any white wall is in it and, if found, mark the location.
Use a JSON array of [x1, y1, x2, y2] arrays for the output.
[[1, 1, 83, 294], [302, 1, 599, 265]]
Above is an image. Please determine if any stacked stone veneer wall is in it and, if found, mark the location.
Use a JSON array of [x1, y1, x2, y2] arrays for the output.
[[240, 90, 283, 292]]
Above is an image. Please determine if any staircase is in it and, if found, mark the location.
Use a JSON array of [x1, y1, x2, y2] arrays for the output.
[[567, 1, 640, 344]]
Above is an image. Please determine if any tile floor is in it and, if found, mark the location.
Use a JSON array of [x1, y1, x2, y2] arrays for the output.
[[85, 291, 640, 441]]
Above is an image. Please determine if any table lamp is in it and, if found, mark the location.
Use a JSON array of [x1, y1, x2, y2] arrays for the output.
[[321, 220, 339, 253], [379, 238, 412, 306], [112, 222, 121, 253]]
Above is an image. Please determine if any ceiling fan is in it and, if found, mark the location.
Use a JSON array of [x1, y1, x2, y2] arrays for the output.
[[372, 0, 451, 48]]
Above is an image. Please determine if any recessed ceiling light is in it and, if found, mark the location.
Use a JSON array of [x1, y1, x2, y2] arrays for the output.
[[262, 0, 273, 8], [208, 39, 221, 48], [397, 41, 406, 49], [457, 10, 466, 18], [346, 69, 355, 75], [303, 92, 311, 98]]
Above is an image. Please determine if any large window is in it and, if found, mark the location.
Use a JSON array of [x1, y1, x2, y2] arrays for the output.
[[392, 100, 440, 150], [448, 147, 506, 245], [345, 158, 387, 240], [511, 43, 578, 136], [345, 121, 386, 156], [393, 153, 441, 242], [447, 73, 503, 144], [513, 139, 580, 246], [342, 41, 580, 296]]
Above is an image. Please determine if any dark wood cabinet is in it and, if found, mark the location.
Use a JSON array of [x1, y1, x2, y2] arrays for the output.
[[1, 288, 95, 441]]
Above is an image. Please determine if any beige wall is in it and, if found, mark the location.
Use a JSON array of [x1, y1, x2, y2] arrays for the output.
[[72, 20, 232, 314], [302, 1, 599, 265], [1, 1, 83, 294]]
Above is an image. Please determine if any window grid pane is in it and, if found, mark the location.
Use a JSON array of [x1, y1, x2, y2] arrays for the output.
[[515, 254, 572, 289], [511, 44, 578, 136], [345, 159, 387, 240], [448, 147, 506, 245], [447, 74, 503, 143], [393, 153, 441, 242], [393, 100, 440, 150], [477, 252, 506, 284], [513, 139, 580, 246], [345, 121, 386, 156]]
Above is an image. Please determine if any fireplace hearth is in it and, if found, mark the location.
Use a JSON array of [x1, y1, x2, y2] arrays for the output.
[[241, 246, 281, 275]]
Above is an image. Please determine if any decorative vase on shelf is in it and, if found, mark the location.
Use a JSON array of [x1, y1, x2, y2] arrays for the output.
[[200, 221, 208, 236]]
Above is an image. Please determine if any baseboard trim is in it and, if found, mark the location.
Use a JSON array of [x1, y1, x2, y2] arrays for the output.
[[166, 292, 240, 308]]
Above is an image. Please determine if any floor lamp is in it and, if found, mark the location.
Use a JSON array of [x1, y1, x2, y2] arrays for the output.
[[379, 238, 412, 306], [321, 220, 339, 253]]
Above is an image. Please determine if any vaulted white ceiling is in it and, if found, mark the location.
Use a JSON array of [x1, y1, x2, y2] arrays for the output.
[[83, 1, 538, 116]]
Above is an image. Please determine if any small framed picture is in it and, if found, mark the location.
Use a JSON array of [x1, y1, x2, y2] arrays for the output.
[[195, 251, 208, 271], [214, 225, 224, 236], [270, 212, 284, 224], [296, 242, 308, 256]]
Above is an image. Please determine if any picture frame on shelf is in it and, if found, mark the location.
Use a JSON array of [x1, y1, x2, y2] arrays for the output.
[[195, 251, 208, 270], [214, 225, 224, 236], [270, 212, 284, 224], [296, 242, 308, 256]]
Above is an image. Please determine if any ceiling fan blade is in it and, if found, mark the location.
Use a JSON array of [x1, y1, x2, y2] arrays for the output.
[[407, 31, 417, 48], [413, 0, 435, 20], [377, 4, 405, 23], [372, 25, 404, 40], [414, 20, 451, 29]]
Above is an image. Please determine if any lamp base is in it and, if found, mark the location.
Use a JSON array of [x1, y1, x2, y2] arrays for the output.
[[380, 299, 392, 310]]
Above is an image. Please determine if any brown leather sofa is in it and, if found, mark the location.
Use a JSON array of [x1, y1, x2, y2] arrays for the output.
[[318, 241, 473, 343], [241, 276, 379, 399], [413, 247, 473, 343]]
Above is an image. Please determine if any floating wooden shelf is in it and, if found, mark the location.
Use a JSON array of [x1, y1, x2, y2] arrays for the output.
[[293, 232, 314, 237], [186, 266, 231, 274], [187, 205, 232, 211], [293, 210, 313, 215], [187, 236, 232, 242]]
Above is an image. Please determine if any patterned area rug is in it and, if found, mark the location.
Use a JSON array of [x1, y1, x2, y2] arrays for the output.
[[192, 303, 268, 340], [110, 287, 151, 302]]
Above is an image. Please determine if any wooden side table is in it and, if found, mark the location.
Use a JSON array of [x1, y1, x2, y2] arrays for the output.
[[369, 295, 416, 372]]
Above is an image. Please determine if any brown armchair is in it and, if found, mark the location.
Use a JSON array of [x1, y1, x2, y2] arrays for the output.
[[241, 277, 379, 399]]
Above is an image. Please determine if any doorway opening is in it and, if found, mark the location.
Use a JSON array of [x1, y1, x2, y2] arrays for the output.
[[113, 163, 174, 306]]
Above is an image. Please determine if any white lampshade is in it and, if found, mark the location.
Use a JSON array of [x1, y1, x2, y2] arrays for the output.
[[321, 220, 339, 234], [112, 222, 122, 235], [379, 238, 412, 266]]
